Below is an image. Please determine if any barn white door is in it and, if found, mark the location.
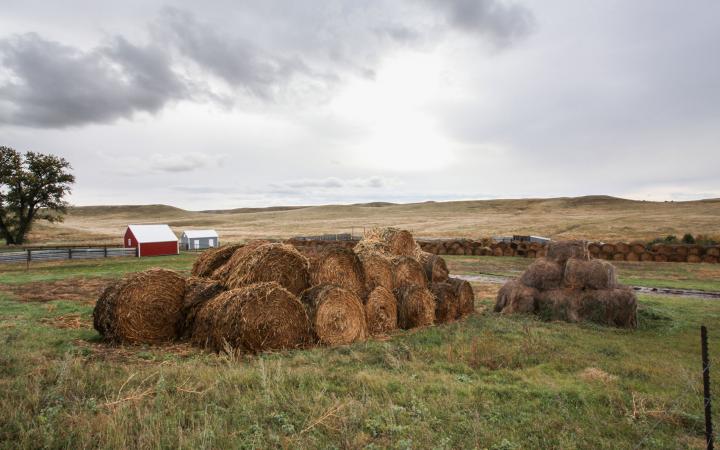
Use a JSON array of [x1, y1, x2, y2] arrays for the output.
[[193, 240, 200, 250], [208, 238, 215, 247]]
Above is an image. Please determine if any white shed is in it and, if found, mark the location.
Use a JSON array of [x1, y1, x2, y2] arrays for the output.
[[181, 230, 219, 250]]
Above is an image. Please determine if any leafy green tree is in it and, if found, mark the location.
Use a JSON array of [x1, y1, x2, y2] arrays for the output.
[[681, 233, 695, 244], [0, 146, 75, 245]]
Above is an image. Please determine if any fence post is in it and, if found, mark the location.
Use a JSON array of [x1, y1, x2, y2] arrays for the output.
[[104, 246, 108, 258], [26, 249, 30, 270], [702, 325, 714, 450], [68, 248, 72, 260]]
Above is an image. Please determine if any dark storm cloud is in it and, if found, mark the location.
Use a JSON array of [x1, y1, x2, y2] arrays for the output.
[[0, 33, 188, 128]]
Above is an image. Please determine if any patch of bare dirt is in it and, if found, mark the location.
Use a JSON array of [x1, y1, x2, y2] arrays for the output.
[[1, 277, 112, 304], [39, 313, 92, 329], [579, 367, 618, 384]]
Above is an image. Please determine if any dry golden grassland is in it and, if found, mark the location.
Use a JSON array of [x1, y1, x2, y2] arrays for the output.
[[15, 195, 720, 246]]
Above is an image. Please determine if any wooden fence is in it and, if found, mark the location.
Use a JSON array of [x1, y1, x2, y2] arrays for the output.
[[0, 246, 136, 264]]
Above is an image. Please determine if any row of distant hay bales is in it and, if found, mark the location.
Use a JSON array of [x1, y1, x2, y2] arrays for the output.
[[412, 239, 720, 263], [93, 228, 475, 353]]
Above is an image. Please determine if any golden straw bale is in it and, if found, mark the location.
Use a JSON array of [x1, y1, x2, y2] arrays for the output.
[[626, 252, 639, 262], [394, 285, 435, 329], [392, 256, 428, 289], [547, 240, 590, 265], [311, 245, 366, 298], [364, 286, 398, 335], [225, 243, 310, 296], [520, 258, 563, 290], [495, 280, 538, 315], [93, 269, 186, 344], [430, 282, 458, 323], [448, 277, 475, 318], [356, 227, 417, 257], [615, 242, 630, 254], [301, 284, 368, 346], [180, 276, 225, 339], [414, 251, 449, 283], [191, 244, 243, 278], [356, 250, 394, 292], [212, 240, 271, 281], [563, 258, 617, 290]]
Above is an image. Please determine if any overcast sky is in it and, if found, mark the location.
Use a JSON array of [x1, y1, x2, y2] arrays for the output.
[[1, 0, 719, 209]]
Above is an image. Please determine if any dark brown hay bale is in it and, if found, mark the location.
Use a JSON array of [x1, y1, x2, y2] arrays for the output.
[[225, 243, 310, 296], [502, 248, 515, 257], [356, 227, 416, 257], [599, 252, 613, 260], [668, 254, 685, 263], [563, 258, 617, 290], [527, 250, 537, 258], [612, 253, 626, 261], [687, 255, 702, 263], [492, 247, 503, 257], [652, 244, 672, 255], [415, 251, 449, 283], [191, 244, 243, 278], [357, 250, 394, 292], [93, 269, 186, 344], [448, 277, 475, 318], [703, 255, 719, 264], [600, 243, 616, 254], [364, 286, 398, 335], [547, 240, 590, 265], [394, 285, 435, 329], [180, 276, 225, 339], [630, 242, 646, 254], [191, 282, 311, 353], [311, 246, 366, 297], [535, 289, 577, 321], [495, 280, 538, 314], [519, 258, 563, 290], [640, 252, 654, 262], [707, 247, 720, 257], [688, 245, 703, 256], [615, 242, 630, 254], [212, 240, 271, 282], [626, 252, 639, 262], [674, 245, 689, 256], [391, 256, 428, 289], [588, 243, 601, 255], [430, 282, 458, 323], [654, 254, 668, 262], [301, 284, 367, 345]]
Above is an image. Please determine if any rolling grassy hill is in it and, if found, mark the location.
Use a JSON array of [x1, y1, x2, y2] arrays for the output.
[[18, 195, 720, 246]]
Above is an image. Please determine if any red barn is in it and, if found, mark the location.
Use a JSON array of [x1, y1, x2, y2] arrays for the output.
[[124, 224, 179, 257]]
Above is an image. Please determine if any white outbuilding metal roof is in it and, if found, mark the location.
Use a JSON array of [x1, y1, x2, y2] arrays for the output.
[[182, 229, 219, 239], [128, 224, 178, 243]]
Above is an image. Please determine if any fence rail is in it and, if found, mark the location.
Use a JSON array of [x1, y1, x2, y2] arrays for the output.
[[0, 246, 136, 264]]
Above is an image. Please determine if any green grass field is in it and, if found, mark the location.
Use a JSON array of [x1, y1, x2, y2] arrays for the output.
[[1, 255, 719, 448]]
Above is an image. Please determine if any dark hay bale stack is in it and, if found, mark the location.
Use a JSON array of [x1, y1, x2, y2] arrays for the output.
[[547, 240, 590, 265], [492, 247, 503, 257], [668, 254, 685, 263], [225, 243, 310, 296], [415, 251, 449, 283], [599, 252, 613, 260], [652, 244, 672, 255], [392, 256, 428, 289], [191, 244, 243, 278], [364, 286, 398, 335], [588, 243, 601, 255], [394, 285, 435, 329], [190, 282, 311, 353], [93, 269, 186, 344], [687, 255, 702, 263], [612, 253, 626, 261], [707, 247, 720, 257], [626, 252, 639, 262], [495, 280, 539, 315], [502, 248, 515, 257], [357, 250, 394, 292], [311, 246, 366, 298], [688, 246, 703, 256], [579, 288, 637, 328], [703, 255, 719, 264], [301, 284, 367, 345], [640, 252, 654, 262], [563, 258, 617, 290], [674, 245, 689, 257], [430, 282, 458, 323], [180, 276, 225, 339], [212, 240, 271, 282], [448, 277, 475, 318], [357, 227, 416, 257], [654, 254, 668, 262], [527, 250, 537, 258], [519, 258, 563, 290]]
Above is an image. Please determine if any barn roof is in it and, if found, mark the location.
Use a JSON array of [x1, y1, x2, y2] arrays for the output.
[[182, 229, 219, 239], [127, 224, 178, 243]]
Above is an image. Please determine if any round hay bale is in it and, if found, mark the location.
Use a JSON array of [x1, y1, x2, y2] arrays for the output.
[[588, 243, 601, 255], [415, 251, 449, 283], [535, 289, 576, 322], [630, 242, 646, 254], [519, 258, 563, 290], [495, 280, 538, 315], [191, 282, 311, 353], [357, 227, 416, 257], [392, 256, 428, 289], [225, 243, 310, 296], [626, 252, 639, 262], [703, 255, 719, 264], [640, 252, 654, 262], [191, 244, 243, 278], [563, 258, 617, 290], [394, 285, 435, 329], [600, 243, 616, 254], [311, 245, 366, 297], [599, 252, 613, 260], [652, 244, 672, 255], [301, 284, 367, 345], [430, 282, 458, 323], [707, 247, 720, 257], [579, 288, 638, 328], [502, 248, 515, 257], [180, 276, 225, 339], [688, 245, 702, 256], [357, 250, 394, 292], [687, 255, 702, 263], [212, 240, 271, 281], [527, 250, 537, 258], [654, 254, 668, 262], [93, 269, 186, 344], [612, 253, 626, 261], [615, 242, 630, 254], [365, 286, 398, 335], [673, 245, 688, 256], [448, 277, 475, 318], [547, 241, 589, 265], [492, 247, 503, 257], [668, 254, 685, 263]]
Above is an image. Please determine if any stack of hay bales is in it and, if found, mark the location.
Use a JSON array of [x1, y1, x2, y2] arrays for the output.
[[93, 229, 475, 354], [494, 241, 637, 328]]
